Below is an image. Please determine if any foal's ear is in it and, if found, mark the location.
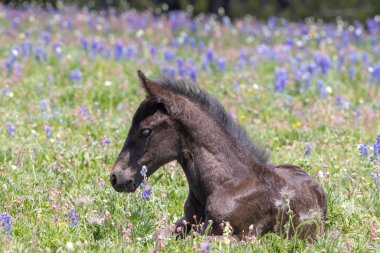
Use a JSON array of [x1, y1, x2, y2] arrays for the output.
[[137, 70, 171, 98], [137, 70, 179, 116]]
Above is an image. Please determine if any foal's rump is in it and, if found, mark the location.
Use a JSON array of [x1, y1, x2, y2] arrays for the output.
[[273, 164, 327, 237]]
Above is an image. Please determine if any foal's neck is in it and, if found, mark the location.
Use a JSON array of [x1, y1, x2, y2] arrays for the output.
[[176, 105, 267, 202]]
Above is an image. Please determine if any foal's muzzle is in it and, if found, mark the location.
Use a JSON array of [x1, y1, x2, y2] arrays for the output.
[[110, 172, 137, 193]]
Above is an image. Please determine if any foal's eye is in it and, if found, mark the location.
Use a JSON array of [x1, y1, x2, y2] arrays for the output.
[[141, 128, 151, 137]]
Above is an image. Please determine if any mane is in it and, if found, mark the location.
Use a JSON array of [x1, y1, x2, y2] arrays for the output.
[[154, 77, 270, 165]]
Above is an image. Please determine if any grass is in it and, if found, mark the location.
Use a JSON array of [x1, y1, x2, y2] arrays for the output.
[[1, 5, 380, 252]]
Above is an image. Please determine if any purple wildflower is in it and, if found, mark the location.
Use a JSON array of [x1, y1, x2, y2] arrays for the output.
[[6, 123, 15, 135], [370, 172, 379, 186], [102, 135, 111, 144], [44, 125, 52, 138], [0, 213, 12, 237], [69, 69, 82, 83], [35, 47, 47, 62], [314, 53, 330, 74], [2, 86, 10, 94], [217, 58, 226, 72], [358, 144, 369, 157], [304, 144, 311, 156], [114, 42, 124, 60], [206, 48, 214, 62], [274, 68, 287, 92], [199, 240, 210, 253], [163, 50, 175, 62], [68, 208, 79, 226], [80, 106, 89, 118], [317, 79, 327, 98], [371, 62, 380, 83], [141, 187, 152, 201]]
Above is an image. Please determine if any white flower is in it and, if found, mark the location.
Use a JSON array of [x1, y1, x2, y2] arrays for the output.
[[66, 242, 74, 251]]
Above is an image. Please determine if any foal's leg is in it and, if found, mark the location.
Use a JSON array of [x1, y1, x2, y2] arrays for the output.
[[174, 191, 205, 237]]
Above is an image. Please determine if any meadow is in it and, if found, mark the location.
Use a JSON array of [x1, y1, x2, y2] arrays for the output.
[[0, 5, 380, 252]]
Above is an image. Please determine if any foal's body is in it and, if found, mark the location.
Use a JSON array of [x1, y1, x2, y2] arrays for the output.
[[110, 71, 327, 239]]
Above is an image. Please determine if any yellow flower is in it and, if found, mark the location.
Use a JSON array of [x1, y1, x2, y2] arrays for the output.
[[292, 121, 302, 128], [246, 87, 253, 94], [262, 94, 266, 100], [57, 221, 68, 227], [240, 115, 246, 120]]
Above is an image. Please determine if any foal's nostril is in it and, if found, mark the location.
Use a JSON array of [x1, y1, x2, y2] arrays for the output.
[[110, 173, 117, 186], [126, 179, 134, 186]]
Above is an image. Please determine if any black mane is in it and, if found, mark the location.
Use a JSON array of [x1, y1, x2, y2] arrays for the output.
[[154, 77, 270, 165]]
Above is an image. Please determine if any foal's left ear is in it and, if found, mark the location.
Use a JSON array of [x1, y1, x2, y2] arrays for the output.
[[137, 70, 172, 99], [137, 70, 179, 116]]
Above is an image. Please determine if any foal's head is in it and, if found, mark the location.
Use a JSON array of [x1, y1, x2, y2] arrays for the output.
[[110, 71, 182, 192]]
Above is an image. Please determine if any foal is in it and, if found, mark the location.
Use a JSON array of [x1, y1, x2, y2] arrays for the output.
[[110, 71, 327, 239]]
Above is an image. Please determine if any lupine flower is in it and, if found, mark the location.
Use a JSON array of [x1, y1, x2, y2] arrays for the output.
[[163, 50, 175, 62], [371, 62, 380, 83], [68, 208, 79, 226], [44, 125, 52, 138], [314, 53, 330, 74], [141, 188, 152, 201], [102, 135, 111, 144], [317, 79, 327, 98], [114, 42, 124, 60], [140, 166, 152, 201], [304, 144, 311, 156], [217, 58, 226, 72], [0, 213, 12, 237], [206, 48, 214, 62], [35, 47, 47, 62], [274, 68, 287, 92], [370, 172, 379, 186], [69, 69, 82, 83], [6, 123, 15, 135], [80, 106, 89, 118], [358, 144, 369, 157], [2, 86, 10, 94], [199, 240, 210, 253]]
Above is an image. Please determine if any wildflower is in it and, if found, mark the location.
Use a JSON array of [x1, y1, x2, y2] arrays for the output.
[[304, 144, 311, 156], [274, 68, 287, 92], [68, 208, 79, 226], [140, 165, 152, 201], [66, 242, 74, 251], [370, 172, 379, 186], [102, 135, 111, 144], [114, 42, 124, 61], [141, 187, 152, 201], [358, 144, 370, 157], [0, 213, 12, 237], [44, 125, 52, 138], [314, 53, 330, 74], [317, 79, 327, 98], [35, 47, 47, 62], [217, 58, 226, 72], [199, 240, 210, 253], [280, 186, 295, 200], [163, 50, 175, 62], [2, 86, 10, 94], [80, 106, 89, 118], [6, 123, 15, 135], [69, 69, 82, 83], [371, 62, 380, 83]]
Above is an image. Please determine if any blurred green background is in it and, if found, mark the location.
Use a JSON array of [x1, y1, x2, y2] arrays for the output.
[[1, 0, 379, 22]]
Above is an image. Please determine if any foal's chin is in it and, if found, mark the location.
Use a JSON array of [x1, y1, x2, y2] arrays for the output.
[[112, 183, 138, 193]]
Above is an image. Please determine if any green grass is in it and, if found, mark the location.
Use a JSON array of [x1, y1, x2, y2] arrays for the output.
[[1, 6, 380, 252]]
